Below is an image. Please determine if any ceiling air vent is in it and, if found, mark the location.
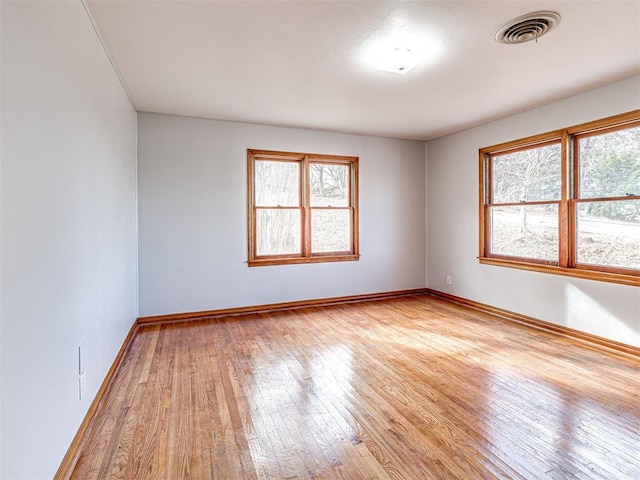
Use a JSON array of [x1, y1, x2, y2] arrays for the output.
[[494, 11, 561, 45]]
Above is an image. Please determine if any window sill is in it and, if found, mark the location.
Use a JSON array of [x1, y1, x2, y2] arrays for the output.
[[249, 254, 360, 267], [479, 257, 640, 287]]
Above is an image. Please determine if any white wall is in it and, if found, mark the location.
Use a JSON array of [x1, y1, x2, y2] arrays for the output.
[[1, 2, 138, 479], [427, 75, 640, 348], [138, 113, 426, 317]]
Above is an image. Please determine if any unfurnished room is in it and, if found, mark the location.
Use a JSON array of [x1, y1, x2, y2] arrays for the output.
[[1, 1, 639, 479]]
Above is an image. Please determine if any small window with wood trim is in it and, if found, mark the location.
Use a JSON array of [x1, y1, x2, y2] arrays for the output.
[[248, 149, 359, 266], [479, 110, 640, 286]]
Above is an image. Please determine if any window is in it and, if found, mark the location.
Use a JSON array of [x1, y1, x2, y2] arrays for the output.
[[479, 110, 640, 286], [248, 149, 359, 266]]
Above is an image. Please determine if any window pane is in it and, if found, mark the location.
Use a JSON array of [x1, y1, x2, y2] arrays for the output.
[[256, 209, 301, 255], [255, 161, 299, 206], [576, 200, 640, 270], [490, 205, 558, 261], [579, 126, 640, 199], [492, 144, 561, 203], [311, 209, 351, 253], [310, 163, 349, 207]]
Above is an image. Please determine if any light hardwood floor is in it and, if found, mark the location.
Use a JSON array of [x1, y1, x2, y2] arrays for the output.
[[70, 295, 640, 479]]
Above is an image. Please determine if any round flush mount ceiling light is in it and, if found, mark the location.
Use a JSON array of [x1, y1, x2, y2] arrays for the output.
[[494, 11, 561, 45]]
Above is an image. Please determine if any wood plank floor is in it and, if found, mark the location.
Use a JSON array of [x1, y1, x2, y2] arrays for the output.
[[70, 295, 640, 479]]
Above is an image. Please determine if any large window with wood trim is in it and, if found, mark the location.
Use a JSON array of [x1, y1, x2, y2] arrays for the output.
[[248, 149, 359, 266], [479, 110, 640, 286]]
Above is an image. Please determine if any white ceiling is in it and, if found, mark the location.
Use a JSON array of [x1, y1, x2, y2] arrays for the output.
[[85, 1, 640, 141]]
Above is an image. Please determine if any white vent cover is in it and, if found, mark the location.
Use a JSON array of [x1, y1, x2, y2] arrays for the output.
[[494, 11, 561, 45]]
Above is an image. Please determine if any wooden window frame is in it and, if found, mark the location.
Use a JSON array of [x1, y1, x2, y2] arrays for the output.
[[479, 110, 640, 287], [248, 149, 360, 267]]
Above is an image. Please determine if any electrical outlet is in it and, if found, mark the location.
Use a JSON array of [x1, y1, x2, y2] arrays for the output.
[[79, 371, 87, 400], [446, 275, 452, 285]]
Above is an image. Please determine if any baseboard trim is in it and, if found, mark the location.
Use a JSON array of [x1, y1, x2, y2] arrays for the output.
[[426, 289, 640, 359], [137, 288, 429, 325], [54, 319, 140, 480]]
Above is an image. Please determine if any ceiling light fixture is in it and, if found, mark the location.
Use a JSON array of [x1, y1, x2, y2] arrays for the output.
[[363, 35, 443, 75], [375, 47, 418, 74], [360, 10, 443, 76]]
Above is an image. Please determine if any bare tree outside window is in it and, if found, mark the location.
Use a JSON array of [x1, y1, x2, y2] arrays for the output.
[[489, 142, 561, 262], [255, 161, 301, 255], [310, 163, 351, 252]]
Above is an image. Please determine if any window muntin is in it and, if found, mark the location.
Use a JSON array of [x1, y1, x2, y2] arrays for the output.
[[248, 150, 359, 266], [479, 110, 640, 286]]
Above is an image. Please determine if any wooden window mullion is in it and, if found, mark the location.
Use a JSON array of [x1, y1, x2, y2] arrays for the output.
[[302, 155, 311, 257], [558, 131, 570, 268], [487, 154, 494, 259]]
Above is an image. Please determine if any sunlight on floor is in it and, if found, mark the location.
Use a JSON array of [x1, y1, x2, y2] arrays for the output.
[[486, 368, 586, 477]]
